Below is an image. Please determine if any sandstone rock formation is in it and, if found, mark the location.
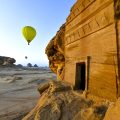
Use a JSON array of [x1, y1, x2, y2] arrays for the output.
[[24, 0, 120, 119], [22, 81, 108, 120], [0, 56, 16, 66], [45, 24, 65, 80]]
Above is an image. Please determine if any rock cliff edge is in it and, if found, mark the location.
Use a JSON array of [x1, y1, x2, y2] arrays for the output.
[[22, 81, 109, 120], [45, 24, 65, 81]]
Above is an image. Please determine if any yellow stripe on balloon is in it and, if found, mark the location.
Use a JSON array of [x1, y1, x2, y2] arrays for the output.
[[22, 26, 36, 45]]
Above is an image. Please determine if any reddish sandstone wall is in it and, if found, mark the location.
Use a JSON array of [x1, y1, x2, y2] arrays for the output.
[[65, 0, 118, 100]]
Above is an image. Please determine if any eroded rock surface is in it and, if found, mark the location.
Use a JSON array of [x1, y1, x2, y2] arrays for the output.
[[45, 24, 65, 80], [0, 56, 16, 66], [104, 98, 120, 120], [22, 81, 108, 120]]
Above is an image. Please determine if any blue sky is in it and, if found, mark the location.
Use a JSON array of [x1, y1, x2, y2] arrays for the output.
[[0, 0, 76, 66]]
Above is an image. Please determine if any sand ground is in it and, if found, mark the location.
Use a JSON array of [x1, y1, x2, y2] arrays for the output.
[[0, 67, 56, 120]]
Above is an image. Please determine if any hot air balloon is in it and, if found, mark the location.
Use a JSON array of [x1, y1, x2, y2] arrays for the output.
[[25, 56, 28, 59], [22, 26, 36, 45]]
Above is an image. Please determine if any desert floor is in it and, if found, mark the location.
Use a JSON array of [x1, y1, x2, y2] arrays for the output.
[[0, 67, 56, 120]]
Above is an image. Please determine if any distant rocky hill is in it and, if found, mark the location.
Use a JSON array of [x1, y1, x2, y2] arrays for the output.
[[0, 56, 16, 66]]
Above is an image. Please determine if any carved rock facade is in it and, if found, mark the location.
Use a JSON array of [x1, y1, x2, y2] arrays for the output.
[[46, 0, 120, 100]]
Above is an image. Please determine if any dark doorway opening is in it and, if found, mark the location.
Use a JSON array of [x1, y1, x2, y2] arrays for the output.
[[74, 63, 86, 90]]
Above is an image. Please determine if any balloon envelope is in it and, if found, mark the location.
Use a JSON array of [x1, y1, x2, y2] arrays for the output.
[[25, 56, 28, 59], [22, 26, 36, 45]]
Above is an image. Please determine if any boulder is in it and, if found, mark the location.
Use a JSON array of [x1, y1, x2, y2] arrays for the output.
[[37, 82, 50, 94]]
